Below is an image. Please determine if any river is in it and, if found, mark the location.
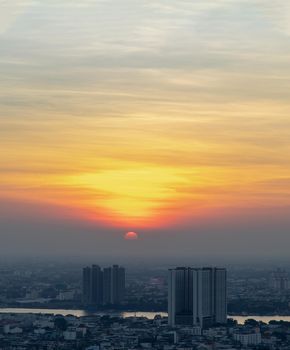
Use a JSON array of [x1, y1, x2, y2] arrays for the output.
[[0, 308, 166, 319], [1, 308, 290, 324]]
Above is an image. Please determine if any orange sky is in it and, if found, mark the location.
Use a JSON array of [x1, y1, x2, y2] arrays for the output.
[[1, 1, 290, 231]]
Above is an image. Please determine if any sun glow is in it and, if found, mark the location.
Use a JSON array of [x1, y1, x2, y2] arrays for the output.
[[63, 166, 189, 224]]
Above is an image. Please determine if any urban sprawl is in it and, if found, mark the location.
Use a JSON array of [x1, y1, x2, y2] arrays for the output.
[[0, 265, 290, 349]]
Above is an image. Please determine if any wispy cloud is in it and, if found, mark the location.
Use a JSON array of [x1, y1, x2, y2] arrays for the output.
[[1, 0, 290, 230]]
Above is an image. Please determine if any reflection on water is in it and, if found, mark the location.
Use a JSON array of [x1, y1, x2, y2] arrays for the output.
[[0, 308, 290, 324], [0, 308, 87, 317], [122, 311, 168, 318], [0, 308, 167, 319]]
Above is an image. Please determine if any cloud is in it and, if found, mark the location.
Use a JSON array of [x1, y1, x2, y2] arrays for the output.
[[1, 0, 290, 258]]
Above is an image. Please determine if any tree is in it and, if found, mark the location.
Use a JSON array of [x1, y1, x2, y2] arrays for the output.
[[245, 319, 259, 327], [227, 318, 238, 327], [54, 317, 68, 331]]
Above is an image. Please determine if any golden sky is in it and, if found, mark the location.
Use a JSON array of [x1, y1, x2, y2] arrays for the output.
[[1, 0, 290, 231]]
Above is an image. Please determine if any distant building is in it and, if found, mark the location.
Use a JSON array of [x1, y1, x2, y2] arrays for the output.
[[168, 267, 227, 327], [63, 330, 77, 341], [82, 264, 125, 306], [234, 329, 261, 346], [103, 267, 111, 305], [3, 325, 23, 334], [270, 268, 289, 291], [57, 290, 75, 301]]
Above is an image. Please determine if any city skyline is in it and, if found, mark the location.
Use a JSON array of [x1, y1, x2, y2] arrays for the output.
[[1, 1, 290, 260]]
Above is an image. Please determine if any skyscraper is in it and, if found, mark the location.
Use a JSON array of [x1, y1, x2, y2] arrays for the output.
[[214, 268, 227, 324], [82, 264, 125, 306], [103, 267, 112, 305], [90, 265, 103, 305], [82, 265, 103, 307], [168, 267, 193, 326], [103, 265, 125, 305], [82, 266, 91, 305], [168, 267, 227, 327]]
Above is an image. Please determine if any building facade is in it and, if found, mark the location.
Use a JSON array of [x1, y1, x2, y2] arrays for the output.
[[90, 265, 103, 305], [103, 265, 125, 305], [82, 264, 125, 307], [168, 267, 227, 327]]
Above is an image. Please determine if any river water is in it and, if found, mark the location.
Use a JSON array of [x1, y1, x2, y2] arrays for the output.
[[0, 308, 166, 319], [1, 308, 290, 324]]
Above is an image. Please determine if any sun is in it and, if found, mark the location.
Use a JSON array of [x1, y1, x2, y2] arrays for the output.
[[124, 231, 139, 240]]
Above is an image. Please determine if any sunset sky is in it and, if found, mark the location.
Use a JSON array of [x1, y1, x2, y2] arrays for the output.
[[1, 0, 290, 260]]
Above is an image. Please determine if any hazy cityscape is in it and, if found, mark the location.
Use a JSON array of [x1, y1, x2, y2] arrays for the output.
[[0, 261, 289, 348]]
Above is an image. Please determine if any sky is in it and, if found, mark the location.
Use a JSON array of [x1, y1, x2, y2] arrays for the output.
[[1, 0, 290, 261]]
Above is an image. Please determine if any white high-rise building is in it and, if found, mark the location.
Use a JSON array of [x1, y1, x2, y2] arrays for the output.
[[168, 267, 227, 327]]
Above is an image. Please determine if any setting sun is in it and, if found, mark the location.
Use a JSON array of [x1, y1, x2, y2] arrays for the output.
[[124, 231, 139, 240]]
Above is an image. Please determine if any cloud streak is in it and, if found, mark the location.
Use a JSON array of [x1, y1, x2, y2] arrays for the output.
[[1, 0, 290, 257]]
